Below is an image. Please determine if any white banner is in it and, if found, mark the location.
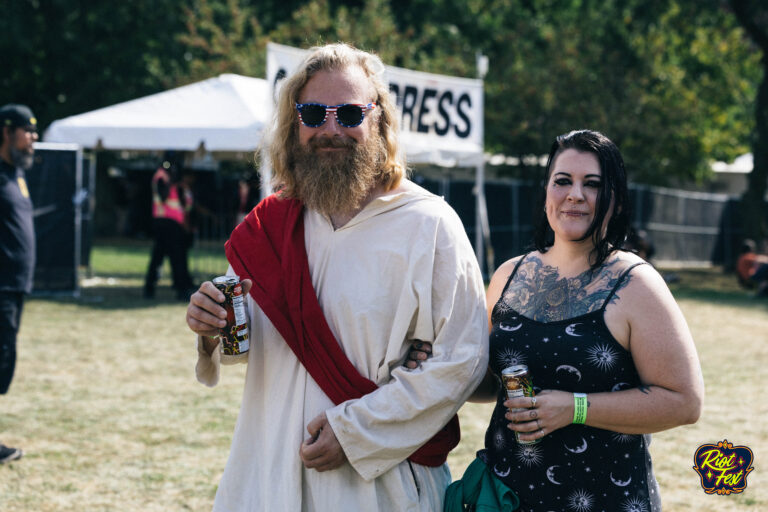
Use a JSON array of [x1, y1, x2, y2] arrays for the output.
[[266, 42, 484, 167]]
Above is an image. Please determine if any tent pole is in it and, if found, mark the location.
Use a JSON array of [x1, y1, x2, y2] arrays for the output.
[[475, 159, 494, 278]]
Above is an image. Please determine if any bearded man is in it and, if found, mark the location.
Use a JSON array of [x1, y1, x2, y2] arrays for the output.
[[0, 104, 38, 464], [186, 44, 488, 511]]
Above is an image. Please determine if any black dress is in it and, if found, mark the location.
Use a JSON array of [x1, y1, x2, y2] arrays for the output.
[[478, 255, 662, 512]]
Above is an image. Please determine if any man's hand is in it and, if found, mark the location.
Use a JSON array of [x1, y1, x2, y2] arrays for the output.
[[186, 279, 253, 337], [299, 413, 347, 472], [186, 279, 252, 355]]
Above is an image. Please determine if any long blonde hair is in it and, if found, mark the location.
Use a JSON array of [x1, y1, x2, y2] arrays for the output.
[[267, 43, 405, 196]]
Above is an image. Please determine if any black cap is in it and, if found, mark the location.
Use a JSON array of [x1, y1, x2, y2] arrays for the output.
[[0, 104, 37, 130]]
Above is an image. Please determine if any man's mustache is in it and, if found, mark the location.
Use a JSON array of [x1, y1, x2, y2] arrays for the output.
[[308, 136, 356, 150]]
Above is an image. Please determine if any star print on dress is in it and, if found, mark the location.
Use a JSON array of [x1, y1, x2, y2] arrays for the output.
[[612, 432, 637, 443], [493, 423, 508, 450], [586, 343, 618, 371], [496, 347, 526, 368], [567, 489, 594, 511], [621, 496, 649, 512], [516, 444, 544, 467]]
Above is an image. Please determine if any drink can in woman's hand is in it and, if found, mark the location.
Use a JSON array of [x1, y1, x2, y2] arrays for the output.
[[502, 364, 540, 445], [212, 275, 250, 355]]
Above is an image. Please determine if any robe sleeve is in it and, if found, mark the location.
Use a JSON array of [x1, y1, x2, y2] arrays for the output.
[[325, 207, 489, 481], [194, 266, 250, 387]]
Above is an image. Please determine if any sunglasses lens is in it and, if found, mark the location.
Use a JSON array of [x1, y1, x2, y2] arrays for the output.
[[299, 104, 327, 126], [336, 104, 365, 127]]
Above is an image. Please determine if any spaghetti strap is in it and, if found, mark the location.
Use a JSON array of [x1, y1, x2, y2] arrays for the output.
[[601, 261, 647, 310], [500, 253, 530, 296]]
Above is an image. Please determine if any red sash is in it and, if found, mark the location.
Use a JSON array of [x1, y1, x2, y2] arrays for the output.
[[225, 193, 459, 467]]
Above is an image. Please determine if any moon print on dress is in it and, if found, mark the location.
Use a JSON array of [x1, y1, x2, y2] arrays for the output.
[[499, 321, 523, 331], [556, 364, 583, 382], [493, 459, 512, 478], [567, 489, 594, 512], [586, 343, 618, 371], [546, 465, 564, 485], [621, 496, 649, 512], [611, 382, 631, 391], [610, 472, 633, 487], [564, 323, 584, 336], [564, 437, 588, 454]]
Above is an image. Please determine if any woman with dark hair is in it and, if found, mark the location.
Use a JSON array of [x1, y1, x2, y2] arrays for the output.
[[409, 130, 703, 511]]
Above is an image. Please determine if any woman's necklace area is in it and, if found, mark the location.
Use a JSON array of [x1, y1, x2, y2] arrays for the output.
[[540, 262, 594, 311], [544, 276, 571, 307]]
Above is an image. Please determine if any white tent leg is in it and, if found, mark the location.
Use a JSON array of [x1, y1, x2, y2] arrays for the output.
[[475, 160, 494, 278]]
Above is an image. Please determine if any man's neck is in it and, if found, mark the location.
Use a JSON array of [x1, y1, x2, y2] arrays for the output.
[[327, 183, 394, 230]]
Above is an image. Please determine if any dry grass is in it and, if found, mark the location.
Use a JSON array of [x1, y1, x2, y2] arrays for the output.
[[1, 258, 766, 511], [0, 282, 246, 511]]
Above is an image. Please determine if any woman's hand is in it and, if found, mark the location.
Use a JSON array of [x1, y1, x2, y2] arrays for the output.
[[404, 340, 432, 369], [504, 390, 575, 443]]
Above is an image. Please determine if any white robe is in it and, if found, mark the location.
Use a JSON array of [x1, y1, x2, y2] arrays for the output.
[[196, 180, 488, 511]]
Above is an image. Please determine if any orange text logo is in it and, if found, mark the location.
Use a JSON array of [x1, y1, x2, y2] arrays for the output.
[[693, 439, 754, 495]]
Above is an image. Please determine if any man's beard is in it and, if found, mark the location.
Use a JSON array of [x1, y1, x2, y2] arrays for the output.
[[10, 144, 34, 170], [291, 133, 385, 216]]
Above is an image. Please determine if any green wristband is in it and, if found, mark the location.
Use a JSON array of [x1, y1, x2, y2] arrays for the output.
[[573, 393, 588, 424]]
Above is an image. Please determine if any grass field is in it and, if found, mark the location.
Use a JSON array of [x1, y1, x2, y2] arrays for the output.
[[1, 241, 766, 511]]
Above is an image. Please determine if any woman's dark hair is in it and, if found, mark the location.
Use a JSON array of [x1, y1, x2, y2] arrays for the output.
[[533, 129, 631, 270]]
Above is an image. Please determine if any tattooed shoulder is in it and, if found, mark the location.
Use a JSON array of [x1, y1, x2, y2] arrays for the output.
[[497, 255, 640, 322]]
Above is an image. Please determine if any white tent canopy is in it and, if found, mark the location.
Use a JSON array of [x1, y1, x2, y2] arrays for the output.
[[44, 74, 271, 151], [45, 65, 494, 273], [712, 153, 753, 174]]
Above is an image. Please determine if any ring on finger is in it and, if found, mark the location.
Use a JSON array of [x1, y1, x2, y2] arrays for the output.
[[531, 396, 537, 407]]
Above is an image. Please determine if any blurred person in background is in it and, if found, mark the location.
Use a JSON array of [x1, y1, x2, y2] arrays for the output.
[[409, 130, 703, 512], [0, 103, 38, 464], [185, 43, 488, 511], [736, 238, 768, 296], [235, 171, 260, 226], [625, 227, 655, 263], [143, 154, 195, 301]]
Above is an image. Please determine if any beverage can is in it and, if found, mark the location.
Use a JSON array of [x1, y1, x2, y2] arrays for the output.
[[212, 275, 250, 355], [501, 364, 540, 445]]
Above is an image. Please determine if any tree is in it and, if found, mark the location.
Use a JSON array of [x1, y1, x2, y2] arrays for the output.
[[174, 0, 268, 85], [383, 0, 758, 184], [0, 0, 189, 131], [730, 0, 768, 243], [3, 0, 759, 197]]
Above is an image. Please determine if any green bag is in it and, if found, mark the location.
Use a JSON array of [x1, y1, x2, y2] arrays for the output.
[[444, 457, 520, 512]]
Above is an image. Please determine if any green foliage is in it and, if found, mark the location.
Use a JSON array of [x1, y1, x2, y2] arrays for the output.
[[174, 0, 268, 84], [1, 0, 761, 190], [463, 0, 759, 184], [729, 0, 768, 242], [0, 0, 188, 130]]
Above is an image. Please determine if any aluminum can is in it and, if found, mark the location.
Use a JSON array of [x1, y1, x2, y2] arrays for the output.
[[501, 364, 540, 445], [212, 275, 250, 355]]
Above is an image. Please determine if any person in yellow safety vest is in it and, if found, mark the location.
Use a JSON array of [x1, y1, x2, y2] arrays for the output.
[[143, 159, 195, 300]]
